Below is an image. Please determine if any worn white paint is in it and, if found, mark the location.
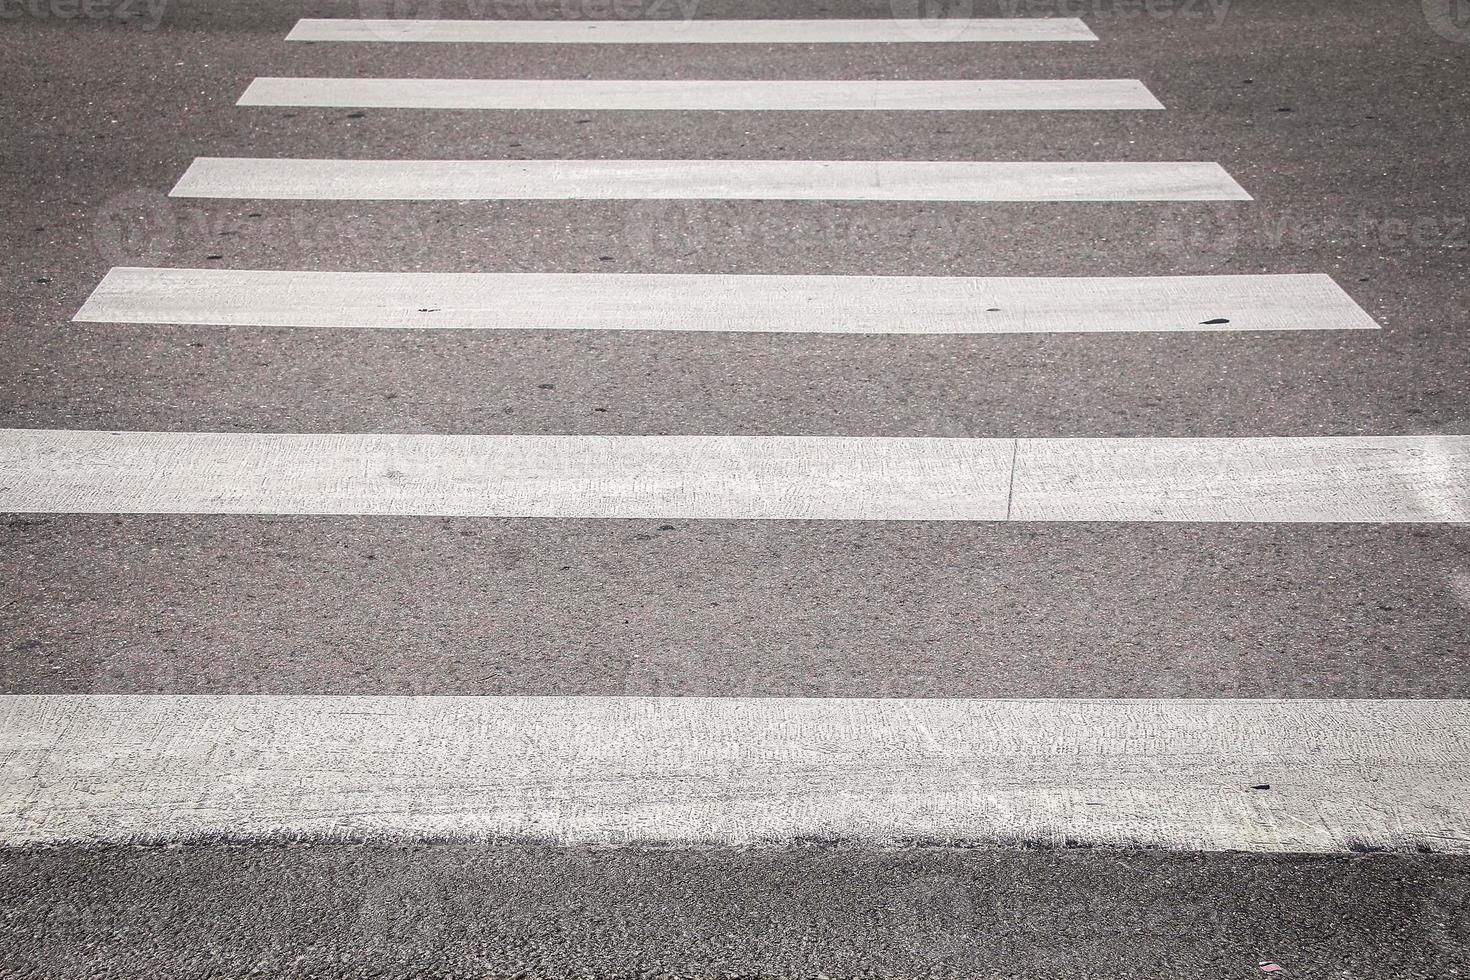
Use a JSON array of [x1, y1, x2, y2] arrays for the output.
[[1, 430, 1463, 522], [0, 430, 1016, 520], [237, 78, 1162, 111], [1011, 436, 1470, 523], [1, 696, 1466, 851], [284, 17, 1099, 43], [74, 269, 1379, 335], [169, 158, 1253, 202]]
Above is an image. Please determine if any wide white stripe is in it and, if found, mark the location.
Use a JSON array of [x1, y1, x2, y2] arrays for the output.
[[238, 78, 1162, 111], [285, 18, 1099, 43], [3, 696, 1466, 851], [169, 158, 1253, 202], [1, 431, 1464, 522], [74, 269, 1380, 335]]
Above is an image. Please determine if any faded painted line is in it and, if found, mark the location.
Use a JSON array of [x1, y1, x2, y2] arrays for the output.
[[284, 17, 1099, 43], [2, 695, 1466, 851], [168, 159, 1253, 202], [0, 431, 1017, 521], [237, 78, 1162, 111], [74, 269, 1379, 334], [0, 431, 1463, 522], [1009, 436, 1470, 523]]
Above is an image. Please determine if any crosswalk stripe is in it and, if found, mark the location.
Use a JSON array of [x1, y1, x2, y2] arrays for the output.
[[1013, 437, 1468, 522], [2, 431, 1463, 522], [4, 695, 1466, 851], [237, 78, 1164, 111], [74, 269, 1379, 335], [284, 18, 1100, 44], [170, 158, 1252, 202]]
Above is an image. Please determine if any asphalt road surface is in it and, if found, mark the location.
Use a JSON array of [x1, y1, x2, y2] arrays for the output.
[[2, 0, 1469, 976]]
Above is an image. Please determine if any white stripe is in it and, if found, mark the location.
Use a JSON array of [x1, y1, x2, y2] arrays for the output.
[[0, 431, 1016, 521], [169, 158, 1253, 202], [3, 695, 1466, 851], [285, 17, 1099, 43], [1, 431, 1464, 522], [1011, 436, 1470, 522], [75, 269, 1380, 335], [238, 78, 1162, 111]]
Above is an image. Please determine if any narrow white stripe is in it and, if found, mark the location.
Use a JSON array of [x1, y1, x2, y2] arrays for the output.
[[3, 696, 1466, 851], [1, 431, 1464, 522], [238, 78, 1162, 111], [74, 269, 1380, 335], [284, 18, 1099, 43], [169, 158, 1253, 202]]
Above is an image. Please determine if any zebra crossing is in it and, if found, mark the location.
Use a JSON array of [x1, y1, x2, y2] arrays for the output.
[[4, 8, 1469, 865]]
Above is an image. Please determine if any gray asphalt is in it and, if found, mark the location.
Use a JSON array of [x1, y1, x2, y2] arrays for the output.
[[3, 0, 1469, 974], [5, 516, 1468, 697], [4, 844, 1468, 980]]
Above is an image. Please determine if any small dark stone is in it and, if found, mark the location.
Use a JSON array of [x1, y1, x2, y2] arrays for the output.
[[1251, 784, 1271, 790], [1201, 317, 1231, 324]]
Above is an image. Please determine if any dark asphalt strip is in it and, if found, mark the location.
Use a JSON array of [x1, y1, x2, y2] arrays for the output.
[[2, 843, 1467, 979]]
